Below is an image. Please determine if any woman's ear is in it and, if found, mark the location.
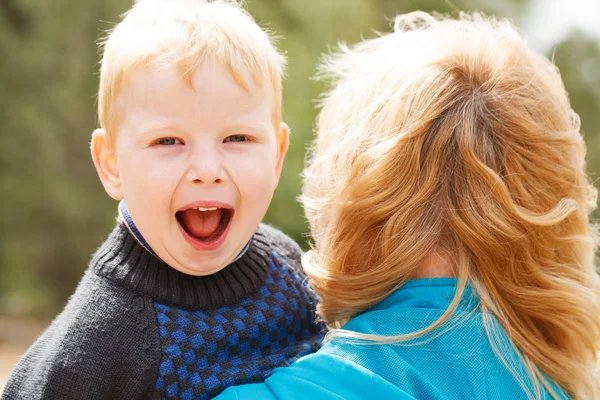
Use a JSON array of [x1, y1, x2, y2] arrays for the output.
[[90, 129, 123, 200]]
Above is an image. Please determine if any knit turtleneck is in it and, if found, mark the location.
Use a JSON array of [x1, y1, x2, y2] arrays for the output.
[[3, 217, 324, 400], [91, 221, 273, 310]]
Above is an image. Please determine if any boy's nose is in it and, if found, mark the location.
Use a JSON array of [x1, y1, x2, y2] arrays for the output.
[[186, 149, 225, 184]]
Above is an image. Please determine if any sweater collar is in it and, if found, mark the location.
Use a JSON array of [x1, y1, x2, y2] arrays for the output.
[[90, 220, 272, 310]]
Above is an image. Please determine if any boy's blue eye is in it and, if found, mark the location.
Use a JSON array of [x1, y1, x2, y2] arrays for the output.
[[157, 137, 181, 146], [226, 135, 247, 143]]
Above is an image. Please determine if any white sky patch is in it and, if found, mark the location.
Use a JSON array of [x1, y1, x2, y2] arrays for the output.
[[521, 0, 600, 53]]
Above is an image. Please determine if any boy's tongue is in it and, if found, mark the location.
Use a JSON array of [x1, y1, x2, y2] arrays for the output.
[[179, 209, 223, 238]]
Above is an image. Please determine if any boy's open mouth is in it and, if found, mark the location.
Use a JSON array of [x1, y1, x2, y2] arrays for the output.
[[176, 207, 233, 244]]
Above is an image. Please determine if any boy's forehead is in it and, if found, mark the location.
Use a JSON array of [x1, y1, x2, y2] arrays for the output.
[[119, 62, 270, 106], [115, 62, 276, 135]]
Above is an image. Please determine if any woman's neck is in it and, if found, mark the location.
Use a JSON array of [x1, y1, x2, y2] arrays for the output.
[[411, 250, 456, 279]]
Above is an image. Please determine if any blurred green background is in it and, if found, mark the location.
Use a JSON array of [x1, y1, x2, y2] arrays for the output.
[[1, 0, 599, 319]]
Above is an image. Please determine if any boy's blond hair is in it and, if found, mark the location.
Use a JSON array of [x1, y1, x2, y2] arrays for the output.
[[302, 12, 600, 400], [98, 0, 286, 143]]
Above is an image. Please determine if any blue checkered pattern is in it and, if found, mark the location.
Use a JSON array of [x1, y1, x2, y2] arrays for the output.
[[151, 250, 324, 399]]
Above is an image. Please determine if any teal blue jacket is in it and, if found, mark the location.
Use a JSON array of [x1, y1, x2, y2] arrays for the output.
[[216, 278, 568, 400]]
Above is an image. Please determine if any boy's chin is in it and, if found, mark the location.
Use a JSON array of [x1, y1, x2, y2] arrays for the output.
[[171, 260, 230, 277], [164, 251, 236, 276]]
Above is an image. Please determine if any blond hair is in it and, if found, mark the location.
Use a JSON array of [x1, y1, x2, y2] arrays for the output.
[[98, 0, 286, 143], [302, 12, 600, 400]]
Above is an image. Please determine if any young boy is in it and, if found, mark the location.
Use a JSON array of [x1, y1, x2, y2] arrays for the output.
[[2, 1, 323, 399]]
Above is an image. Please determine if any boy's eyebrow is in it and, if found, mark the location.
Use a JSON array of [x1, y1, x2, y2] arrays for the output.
[[137, 123, 182, 135], [130, 115, 186, 136], [223, 122, 272, 135], [133, 121, 273, 137]]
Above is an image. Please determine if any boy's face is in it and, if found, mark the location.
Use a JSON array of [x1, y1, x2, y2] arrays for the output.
[[91, 61, 289, 276]]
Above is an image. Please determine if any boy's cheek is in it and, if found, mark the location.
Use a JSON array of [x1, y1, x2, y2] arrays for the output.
[[236, 169, 280, 197]]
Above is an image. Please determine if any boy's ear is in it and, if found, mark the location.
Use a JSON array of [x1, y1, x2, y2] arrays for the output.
[[91, 129, 123, 201], [274, 122, 290, 182]]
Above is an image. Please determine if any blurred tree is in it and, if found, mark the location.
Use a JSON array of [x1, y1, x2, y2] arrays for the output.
[[0, 0, 597, 317], [0, 0, 132, 315], [0, 0, 32, 34], [552, 32, 600, 201]]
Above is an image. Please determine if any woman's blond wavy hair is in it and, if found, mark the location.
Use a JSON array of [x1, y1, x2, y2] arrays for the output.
[[301, 12, 600, 400]]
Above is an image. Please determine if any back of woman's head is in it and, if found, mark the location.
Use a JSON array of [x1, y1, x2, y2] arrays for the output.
[[302, 12, 600, 399]]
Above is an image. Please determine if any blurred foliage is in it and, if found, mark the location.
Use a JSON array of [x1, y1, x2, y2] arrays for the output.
[[0, 0, 598, 317]]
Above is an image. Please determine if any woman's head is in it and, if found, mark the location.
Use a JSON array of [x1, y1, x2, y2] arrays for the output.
[[302, 12, 599, 399]]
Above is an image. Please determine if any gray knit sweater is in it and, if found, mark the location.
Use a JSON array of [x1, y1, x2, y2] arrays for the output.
[[1, 222, 323, 399]]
